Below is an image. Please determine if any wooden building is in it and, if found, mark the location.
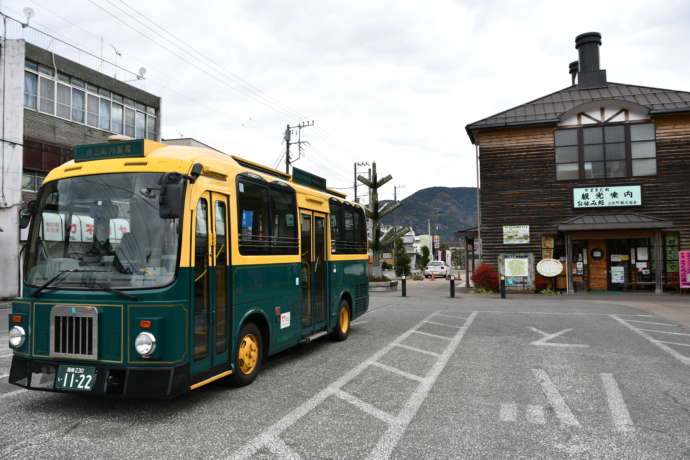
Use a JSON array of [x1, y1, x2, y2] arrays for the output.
[[465, 32, 690, 294]]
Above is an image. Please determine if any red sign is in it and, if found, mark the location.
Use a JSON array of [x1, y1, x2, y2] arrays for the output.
[[680, 250, 690, 289]]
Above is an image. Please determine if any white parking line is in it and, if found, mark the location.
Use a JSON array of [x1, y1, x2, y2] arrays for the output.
[[532, 368, 579, 427], [625, 319, 678, 327], [227, 311, 478, 460], [658, 340, 690, 347], [411, 330, 452, 340], [333, 389, 396, 424], [636, 328, 690, 337], [499, 403, 517, 422], [433, 313, 468, 320], [371, 362, 425, 383], [393, 344, 440, 357], [265, 436, 300, 460], [611, 315, 690, 366], [423, 320, 462, 329], [526, 405, 546, 425], [0, 373, 8, 379], [600, 373, 634, 433]]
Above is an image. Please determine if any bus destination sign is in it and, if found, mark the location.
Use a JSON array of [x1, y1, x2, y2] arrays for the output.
[[74, 139, 146, 162]]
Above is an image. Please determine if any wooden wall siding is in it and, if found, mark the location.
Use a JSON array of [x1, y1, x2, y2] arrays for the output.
[[476, 114, 690, 268]]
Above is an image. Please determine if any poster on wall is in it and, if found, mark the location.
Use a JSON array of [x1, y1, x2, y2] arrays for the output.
[[504, 257, 529, 277], [503, 226, 529, 244], [680, 250, 690, 289], [611, 266, 625, 284]]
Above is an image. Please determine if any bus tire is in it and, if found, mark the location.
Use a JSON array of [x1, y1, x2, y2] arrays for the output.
[[331, 299, 351, 342], [228, 322, 263, 387]]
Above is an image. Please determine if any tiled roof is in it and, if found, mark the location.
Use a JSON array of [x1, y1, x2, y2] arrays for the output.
[[466, 82, 690, 135], [557, 213, 673, 231]]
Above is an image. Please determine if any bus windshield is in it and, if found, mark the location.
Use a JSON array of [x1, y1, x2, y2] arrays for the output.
[[25, 172, 181, 290]]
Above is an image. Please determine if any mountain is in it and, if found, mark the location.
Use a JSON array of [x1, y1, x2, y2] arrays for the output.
[[380, 187, 477, 244]]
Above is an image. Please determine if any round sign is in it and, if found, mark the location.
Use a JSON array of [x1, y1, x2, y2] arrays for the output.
[[537, 258, 563, 277]]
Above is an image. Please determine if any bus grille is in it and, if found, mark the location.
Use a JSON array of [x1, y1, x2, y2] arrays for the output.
[[50, 306, 99, 360]]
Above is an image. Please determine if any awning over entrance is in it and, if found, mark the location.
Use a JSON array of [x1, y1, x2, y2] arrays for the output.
[[558, 213, 673, 231]]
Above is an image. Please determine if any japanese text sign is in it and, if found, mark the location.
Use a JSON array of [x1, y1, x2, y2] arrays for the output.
[[680, 250, 690, 289], [573, 186, 641, 208]]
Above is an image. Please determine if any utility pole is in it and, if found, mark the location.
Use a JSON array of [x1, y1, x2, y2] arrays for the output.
[[358, 162, 409, 277], [353, 161, 369, 203], [284, 121, 314, 173]]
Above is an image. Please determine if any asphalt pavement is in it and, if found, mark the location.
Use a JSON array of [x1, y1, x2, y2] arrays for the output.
[[0, 283, 688, 459]]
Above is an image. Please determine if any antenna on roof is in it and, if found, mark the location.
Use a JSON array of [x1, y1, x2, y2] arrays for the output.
[[21, 7, 34, 28]]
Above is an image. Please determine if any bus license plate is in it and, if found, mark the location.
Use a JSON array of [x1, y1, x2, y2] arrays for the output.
[[55, 365, 96, 392]]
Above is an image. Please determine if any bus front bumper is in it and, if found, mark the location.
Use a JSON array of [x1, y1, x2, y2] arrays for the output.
[[9, 356, 189, 399]]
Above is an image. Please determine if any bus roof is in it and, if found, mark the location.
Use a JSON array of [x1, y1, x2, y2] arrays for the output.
[[46, 138, 353, 203]]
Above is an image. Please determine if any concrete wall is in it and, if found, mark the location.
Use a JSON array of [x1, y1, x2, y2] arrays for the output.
[[0, 40, 26, 299]]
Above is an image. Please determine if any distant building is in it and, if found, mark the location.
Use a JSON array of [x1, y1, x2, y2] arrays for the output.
[[466, 32, 690, 294], [0, 40, 161, 298]]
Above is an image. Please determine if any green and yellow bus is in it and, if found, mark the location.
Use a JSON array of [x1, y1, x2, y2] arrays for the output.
[[8, 138, 369, 397]]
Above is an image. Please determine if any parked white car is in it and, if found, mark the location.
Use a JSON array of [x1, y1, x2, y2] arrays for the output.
[[424, 261, 448, 278]]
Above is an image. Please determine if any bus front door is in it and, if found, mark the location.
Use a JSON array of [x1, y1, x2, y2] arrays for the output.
[[300, 210, 327, 335], [191, 192, 231, 377]]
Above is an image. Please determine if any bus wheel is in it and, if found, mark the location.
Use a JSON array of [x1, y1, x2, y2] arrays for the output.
[[229, 322, 263, 387], [331, 299, 350, 342]]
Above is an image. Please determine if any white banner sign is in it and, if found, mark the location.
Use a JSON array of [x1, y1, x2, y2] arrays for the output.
[[573, 186, 641, 208]]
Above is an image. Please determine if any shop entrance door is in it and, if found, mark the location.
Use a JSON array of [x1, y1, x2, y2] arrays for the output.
[[587, 239, 608, 291]]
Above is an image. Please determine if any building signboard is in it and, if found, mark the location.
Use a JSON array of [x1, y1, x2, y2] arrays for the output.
[[504, 257, 529, 277], [536, 259, 563, 277], [503, 226, 529, 244], [573, 185, 641, 208], [680, 250, 690, 289]]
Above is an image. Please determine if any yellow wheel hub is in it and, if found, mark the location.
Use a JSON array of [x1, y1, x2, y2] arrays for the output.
[[238, 333, 259, 375], [339, 306, 350, 334]]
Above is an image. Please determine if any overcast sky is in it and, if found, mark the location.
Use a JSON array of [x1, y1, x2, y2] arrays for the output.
[[4, 0, 690, 201]]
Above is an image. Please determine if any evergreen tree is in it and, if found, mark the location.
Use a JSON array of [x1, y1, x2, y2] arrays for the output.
[[394, 238, 411, 277], [420, 246, 431, 268]]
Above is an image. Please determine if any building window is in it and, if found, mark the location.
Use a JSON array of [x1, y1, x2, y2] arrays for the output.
[[86, 94, 99, 127], [99, 98, 111, 130], [39, 77, 55, 114], [23, 59, 159, 140], [56, 83, 71, 119], [24, 71, 38, 109], [22, 170, 46, 192], [72, 88, 85, 122], [555, 123, 656, 180]]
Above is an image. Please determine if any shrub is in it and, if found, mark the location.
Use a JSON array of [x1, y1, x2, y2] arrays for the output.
[[413, 274, 424, 281], [369, 275, 391, 282], [471, 264, 499, 291], [381, 261, 392, 270]]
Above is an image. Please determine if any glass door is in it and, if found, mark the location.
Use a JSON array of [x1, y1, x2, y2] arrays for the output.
[[191, 192, 231, 376], [299, 210, 328, 335]]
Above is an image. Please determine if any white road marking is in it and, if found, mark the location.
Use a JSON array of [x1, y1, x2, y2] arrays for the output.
[[227, 311, 477, 460], [367, 312, 477, 460], [371, 362, 425, 383], [351, 320, 368, 326], [394, 344, 440, 357], [499, 403, 517, 422], [527, 327, 589, 348], [625, 319, 678, 327], [611, 315, 690, 366], [600, 373, 634, 433], [636, 328, 690, 337], [433, 313, 468, 320], [532, 368, 579, 427], [0, 352, 13, 359], [333, 389, 397, 424], [0, 373, 9, 379], [658, 340, 690, 347], [526, 405, 546, 424], [411, 330, 452, 341], [423, 320, 462, 329], [265, 436, 301, 460]]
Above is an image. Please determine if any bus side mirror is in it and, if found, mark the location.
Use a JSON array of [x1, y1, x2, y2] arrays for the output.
[[159, 172, 185, 219], [19, 200, 37, 228]]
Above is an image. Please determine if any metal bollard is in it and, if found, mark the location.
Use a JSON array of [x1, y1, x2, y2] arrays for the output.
[[500, 275, 506, 299], [450, 278, 455, 298], [402, 276, 406, 297]]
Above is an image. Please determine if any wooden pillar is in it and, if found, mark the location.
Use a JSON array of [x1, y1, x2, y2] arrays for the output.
[[654, 230, 663, 295], [465, 238, 471, 289], [566, 232, 574, 294]]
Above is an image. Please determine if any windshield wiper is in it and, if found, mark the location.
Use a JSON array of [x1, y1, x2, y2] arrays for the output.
[[92, 282, 139, 301], [31, 269, 111, 298], [31, 269, 75, 298]]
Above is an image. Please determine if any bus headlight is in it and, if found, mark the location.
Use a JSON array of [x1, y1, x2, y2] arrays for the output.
[[9, 326, 26, 348], [135, 332, 156, 357]]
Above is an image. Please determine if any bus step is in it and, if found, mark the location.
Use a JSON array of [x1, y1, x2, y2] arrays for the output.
[[303, 330, 328, 343]]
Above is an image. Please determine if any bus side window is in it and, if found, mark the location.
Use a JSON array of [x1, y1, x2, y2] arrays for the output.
[[354, 207, 367, 254], [329, 199, 342, 254], [269, 184, 297, 255], [237, 180, 270, 255], [343, 208, 355, 252]]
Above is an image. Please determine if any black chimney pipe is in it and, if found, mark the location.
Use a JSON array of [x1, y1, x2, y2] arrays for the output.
[[574, 32, 607, 89], [569, 61, 579, 86]]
